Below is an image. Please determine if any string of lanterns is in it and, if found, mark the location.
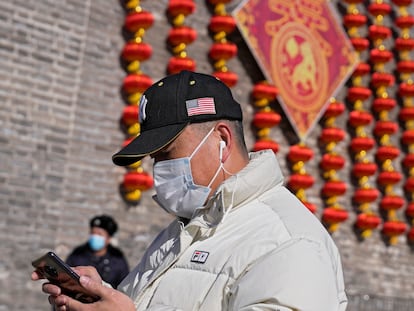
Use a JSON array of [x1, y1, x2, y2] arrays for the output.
[[207, 0, 238, 87], [119, 0, 154, 203], [167, 0, 197, 74], [343, 0, 382, 239], [369, 0, 406, 245], [393, 0, 414, 243], [320, 99, 349, 233]]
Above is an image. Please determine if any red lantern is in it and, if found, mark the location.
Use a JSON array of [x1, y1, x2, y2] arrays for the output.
[[124, 11, 154, 32], [322, 208, 349, 224], [209, 15, 236, 34], [371, 72, 395, 88], [320, 128, 345, 143], [406, 203, 414, 218], [397, 60, 414, 73], [370, 48, 393, 63], [399, 107, 414, 121], [395, 38, 414, 51], [404, 177, 414, 192], [122, 106, 139, 126], [209, 42, 238, 60], [351, 38, 370, 51], [377, 171, 403, 186], [353, 188, 380, 203], [403, 154, 414, 168], [368, 25, 392, 40], [123, 171, 154, 191], [392, 0, 413, 6], [168, 0, 196, 17], [356, 213, 381, 230], [352, 162, 377, 177], [121, 42, 153, 62], [380, 195, 405, 211], [213, 71, 238, 87], [382, 221, 407, 236], [399, 82, 414, 97], [376, 146, 400, 161], [407, 227, 414, 242], [343, 14, 367, 28], [372, 98, 396, 112], [288, 145, 314, 162], [352, 63, 371, 77], [323, 102, 345, 118], [320, 154, 345, 171], [252, 83, 278, 100], [168, 26, 197, 45], [396, 16, 414, 28], [252, 111, 281, 128], [373, 121, 398, 136], [122, 74, 153, 94], [347, 87, 372, 101], [287, 174, 315, 191], [253, 139, 279, 153], [349, 110, 373, 127], [368, 3, 391, 16], [350, 137, 375, 152], [321, 181, 347, 197], [402, 130, 414, 144], [167, 56, 196, 74]]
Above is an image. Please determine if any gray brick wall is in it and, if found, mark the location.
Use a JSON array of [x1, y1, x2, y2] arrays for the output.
[[0, 0, 413, 310]]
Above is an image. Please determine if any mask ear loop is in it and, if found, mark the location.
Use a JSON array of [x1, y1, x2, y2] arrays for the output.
[[189, 127, 215, 160]]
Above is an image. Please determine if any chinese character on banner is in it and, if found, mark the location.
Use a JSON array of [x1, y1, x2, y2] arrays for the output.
[[233, 0, 357, 139]]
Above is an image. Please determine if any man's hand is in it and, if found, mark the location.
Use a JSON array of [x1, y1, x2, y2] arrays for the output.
[[51, 275, 135, 311], [32, 265, 135, 310]]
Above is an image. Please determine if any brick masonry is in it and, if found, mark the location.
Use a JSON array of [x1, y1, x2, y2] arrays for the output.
[[0, 1, 413, 310]]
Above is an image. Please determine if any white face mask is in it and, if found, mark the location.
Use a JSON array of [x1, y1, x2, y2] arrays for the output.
[[153, 127, 223, 219]]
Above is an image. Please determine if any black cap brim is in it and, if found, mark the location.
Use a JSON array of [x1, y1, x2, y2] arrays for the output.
[[112, 123, 188, 166]]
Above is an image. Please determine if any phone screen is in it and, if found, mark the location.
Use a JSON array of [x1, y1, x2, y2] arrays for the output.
[[32, 251, 98, 303]]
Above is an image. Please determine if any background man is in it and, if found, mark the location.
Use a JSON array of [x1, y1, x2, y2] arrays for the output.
[[66, 214, 129, 288]]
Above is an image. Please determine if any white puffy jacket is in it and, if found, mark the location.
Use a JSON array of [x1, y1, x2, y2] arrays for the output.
[[119, 150, 348, 310]]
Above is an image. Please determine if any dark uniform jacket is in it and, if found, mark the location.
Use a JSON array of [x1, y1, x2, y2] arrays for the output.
[[66, 243, 129, 289]]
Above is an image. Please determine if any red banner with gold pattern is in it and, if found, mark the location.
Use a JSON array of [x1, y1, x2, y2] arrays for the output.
[[233, 0, 357, 139]]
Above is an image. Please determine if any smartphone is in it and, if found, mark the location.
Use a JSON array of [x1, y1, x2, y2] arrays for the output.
[[32, 251, 98, 303]]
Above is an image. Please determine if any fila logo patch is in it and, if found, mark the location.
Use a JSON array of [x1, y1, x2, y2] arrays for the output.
[[191, 250, 209, 264]]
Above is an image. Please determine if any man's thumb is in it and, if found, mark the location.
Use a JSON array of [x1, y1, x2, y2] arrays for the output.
[[79, 275, 106, 299]]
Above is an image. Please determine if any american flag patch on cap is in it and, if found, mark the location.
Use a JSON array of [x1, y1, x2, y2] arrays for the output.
[[186, 97, 216, 116]]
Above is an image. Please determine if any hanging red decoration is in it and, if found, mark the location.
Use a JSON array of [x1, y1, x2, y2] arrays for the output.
[[124, 11, 154, 32], [320, 154, 346, 171], [167, 0, 197, 74], [352, 162, 378, 178], [250, 81, 279, 154], [353, 188, 380, 204], [382, 221, 407, 245], [119, 0, 155, 204], [207, 0, 238, 87], [380, 195, 405, 211], [121, 42, 153, 62], [356, 213, 382, 235]]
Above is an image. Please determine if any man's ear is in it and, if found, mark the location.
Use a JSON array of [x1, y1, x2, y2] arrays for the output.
[[215, 122, 232, 162]]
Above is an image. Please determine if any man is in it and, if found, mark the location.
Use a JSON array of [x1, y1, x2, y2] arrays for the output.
[[66, 214, 129, 288], [33, 70, 348, 310]]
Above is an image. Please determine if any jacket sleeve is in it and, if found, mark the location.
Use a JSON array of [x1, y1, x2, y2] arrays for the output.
[[228, 238, 347, 311]]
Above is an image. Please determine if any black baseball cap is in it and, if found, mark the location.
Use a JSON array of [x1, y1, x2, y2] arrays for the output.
[[112, 70, 243, 166]]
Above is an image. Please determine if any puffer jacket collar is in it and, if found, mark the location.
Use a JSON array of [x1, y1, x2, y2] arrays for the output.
[[191, 150, 284, 228]]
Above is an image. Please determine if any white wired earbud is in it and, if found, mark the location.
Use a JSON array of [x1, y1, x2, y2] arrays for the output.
[[219, 141, 226, 162]]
